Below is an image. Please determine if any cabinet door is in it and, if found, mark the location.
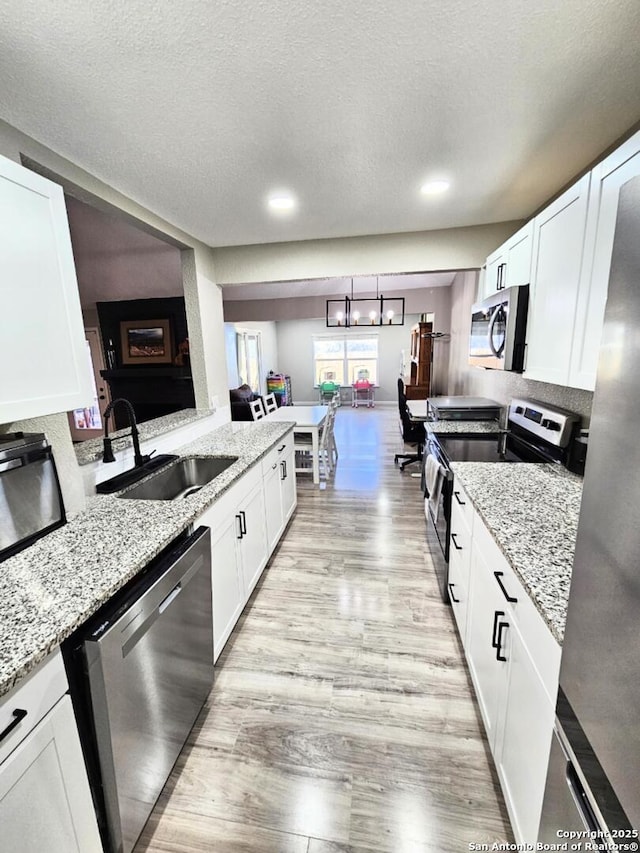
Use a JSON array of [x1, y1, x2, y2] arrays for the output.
[[0, 695, 102, 853], [496, 620, 556, 845], [263, 459, 284, 554], [484, 250, 506, 298], [0, 155, 92, 423], [569, 132, 640, 390], [504, 222, 533, 288], [523, 175, 590, 385], [466, 544, 511, 751], [209, 512, 244, 661], [238, 482, 268, 599], [280, 448, 297, 523]]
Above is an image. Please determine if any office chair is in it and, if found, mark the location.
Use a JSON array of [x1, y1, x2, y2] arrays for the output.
[[394, 378, 425, 471]]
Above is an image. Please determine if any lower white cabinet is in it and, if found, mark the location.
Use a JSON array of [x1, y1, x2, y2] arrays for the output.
[[0, 653, 102, 853], [453, 501, 561, 845], [262, 434, 296, 555], [496, 618, 557, 844], [198, 433, 296, 661], [466, 541, 512, 750]]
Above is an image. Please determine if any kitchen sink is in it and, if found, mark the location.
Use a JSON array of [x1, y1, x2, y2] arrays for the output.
[[117, 456, 238, 501]]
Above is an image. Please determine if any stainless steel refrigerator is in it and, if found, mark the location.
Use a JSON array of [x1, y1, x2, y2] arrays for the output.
[[539, 176, 640, 841]]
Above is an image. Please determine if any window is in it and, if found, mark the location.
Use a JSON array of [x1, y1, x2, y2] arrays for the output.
[[313, 335, 378, 385], [237, 330, 263, 392]]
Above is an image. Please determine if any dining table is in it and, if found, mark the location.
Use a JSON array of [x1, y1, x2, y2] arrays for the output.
[[263, 404, 328, 485]]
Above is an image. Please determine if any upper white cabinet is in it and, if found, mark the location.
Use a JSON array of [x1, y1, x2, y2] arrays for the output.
[[0, 155, 91, 424], [568, 131, 640, 390], [523, 175, 591, 386], [481, 222, 533, 300]]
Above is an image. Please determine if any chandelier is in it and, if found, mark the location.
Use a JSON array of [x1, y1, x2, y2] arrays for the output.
[[326, 277, 405, 328]]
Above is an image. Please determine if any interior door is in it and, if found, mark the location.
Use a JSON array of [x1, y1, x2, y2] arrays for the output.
[[67, 328, 110, 441]]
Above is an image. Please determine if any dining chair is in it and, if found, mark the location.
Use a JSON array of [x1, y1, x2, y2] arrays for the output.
[[264, 392, 278, 414], [249, 398, 266, 420], [294, 407, 336, 479]]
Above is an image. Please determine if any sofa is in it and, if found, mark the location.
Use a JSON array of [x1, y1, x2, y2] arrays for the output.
[[229, 384, 264, 421]]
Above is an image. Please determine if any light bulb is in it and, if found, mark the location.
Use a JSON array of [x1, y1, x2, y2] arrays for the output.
[[352, 310, 360, 325], [336, 310, 343, 326], [386, 309, 394, 325], [369, 310, 377, 325]]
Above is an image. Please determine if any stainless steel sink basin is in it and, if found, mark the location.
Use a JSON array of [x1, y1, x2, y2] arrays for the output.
[[118, 456, 238, 500]]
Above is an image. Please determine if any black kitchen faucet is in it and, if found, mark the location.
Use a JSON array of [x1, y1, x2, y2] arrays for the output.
[[102, 398, 151, 467]]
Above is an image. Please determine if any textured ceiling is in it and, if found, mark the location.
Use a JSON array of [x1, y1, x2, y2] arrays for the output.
[[1, 0, 640, 247], [222, 272, 456, 301]]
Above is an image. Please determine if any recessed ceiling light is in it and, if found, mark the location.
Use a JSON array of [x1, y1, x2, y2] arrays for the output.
[[420, 180, 450, 196], [268, 194, 296, 212]]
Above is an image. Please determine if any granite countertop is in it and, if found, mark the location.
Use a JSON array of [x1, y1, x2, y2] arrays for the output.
[[0, 420, 294, 698], [450, 462, 583, 644], [426, 420, 506, 435], [74, 408, 215, 466]]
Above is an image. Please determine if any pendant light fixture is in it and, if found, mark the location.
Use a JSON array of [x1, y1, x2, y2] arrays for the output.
[[326, 277, 405, 327]]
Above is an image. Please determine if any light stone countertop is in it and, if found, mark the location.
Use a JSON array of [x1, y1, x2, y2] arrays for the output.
[[0, 420, 294, 698], [74, 408, 215, 466], [450, 462, 583, 644], [426, 420, 506, 435]]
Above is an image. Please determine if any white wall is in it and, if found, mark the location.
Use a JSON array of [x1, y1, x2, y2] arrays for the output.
[[446, 271, 594, 422], [213, 222, 523, 285]]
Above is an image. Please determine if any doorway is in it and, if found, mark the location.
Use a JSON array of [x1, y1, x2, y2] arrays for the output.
[[68, 328, 110, 441]]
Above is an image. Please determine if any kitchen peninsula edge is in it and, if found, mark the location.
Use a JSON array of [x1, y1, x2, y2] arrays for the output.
[[0, 419, 295, 698]]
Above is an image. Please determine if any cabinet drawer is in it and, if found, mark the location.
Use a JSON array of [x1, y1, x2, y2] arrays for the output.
[[448, 514, 472, 643], [261, 432, 293, 476], [0, 651, 68, 766], [451, 481, 473, 532], [473, 518, 561, 703]]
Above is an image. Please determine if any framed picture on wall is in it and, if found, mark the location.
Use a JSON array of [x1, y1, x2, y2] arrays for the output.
[[120, 319, 172, 365]]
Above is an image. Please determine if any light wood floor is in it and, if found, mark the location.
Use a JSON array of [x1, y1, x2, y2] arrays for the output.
[[135, 407, 512, 853]]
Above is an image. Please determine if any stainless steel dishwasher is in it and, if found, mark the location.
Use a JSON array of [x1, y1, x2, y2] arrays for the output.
[[65, 526, 213, 853]]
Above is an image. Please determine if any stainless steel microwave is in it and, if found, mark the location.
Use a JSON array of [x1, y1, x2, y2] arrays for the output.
[[469, 284, 529, 372]]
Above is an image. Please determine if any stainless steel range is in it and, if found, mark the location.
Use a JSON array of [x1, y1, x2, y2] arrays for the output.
[[424, 398, 584, 602]]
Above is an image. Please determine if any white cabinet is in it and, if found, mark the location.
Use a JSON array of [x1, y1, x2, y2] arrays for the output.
[[481, 222, 533, 300], [466, 540, 511, 749], [569, 130, 640, 390], [0, 154, 92, 424], [497, 619, 557, 844], [207, 506, 245, 658], [0, 652, 102, 853], [262, 434, 297, 555], [237, 479, 268, 598], [198, 463, 267, 660], [523, 175, 591, 385], [459, 507, 561, 846], [484, 248, 506, 299], [504, 221, 534, 289]]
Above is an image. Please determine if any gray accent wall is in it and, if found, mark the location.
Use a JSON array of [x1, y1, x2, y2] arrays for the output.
[[446, 271, 594, 423]]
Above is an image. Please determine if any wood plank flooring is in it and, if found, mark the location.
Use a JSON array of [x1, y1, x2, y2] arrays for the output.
[[135, 407, 512, 853]]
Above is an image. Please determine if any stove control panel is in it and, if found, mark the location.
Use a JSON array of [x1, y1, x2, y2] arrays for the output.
[[508, 398, 580, 447]]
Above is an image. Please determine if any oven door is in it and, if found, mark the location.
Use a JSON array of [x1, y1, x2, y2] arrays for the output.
[[423, 439, 453, 603]]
